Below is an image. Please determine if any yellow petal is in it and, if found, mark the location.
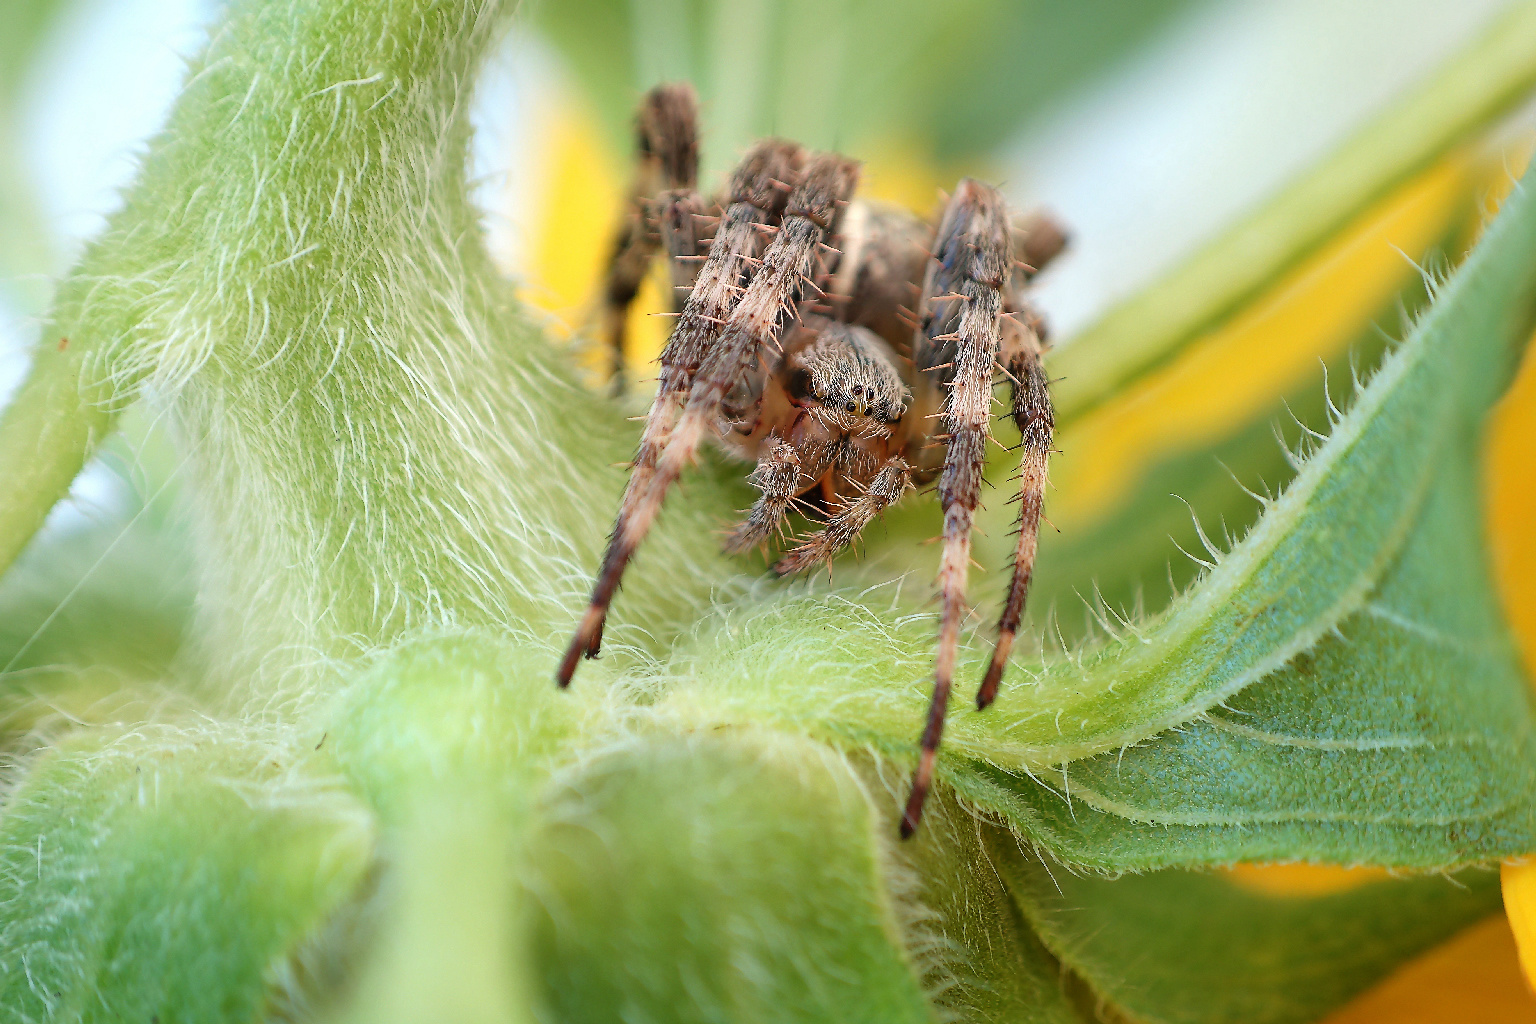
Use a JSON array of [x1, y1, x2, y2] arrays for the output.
[[1485, 330, 1536, 686], [1052, 150, 1472, 527], [1322, 914, 1536, 1023], [1221, 863, 1390, 897], [1502, 861, 1536, 993]]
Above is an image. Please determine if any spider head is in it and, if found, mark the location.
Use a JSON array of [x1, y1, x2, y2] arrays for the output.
[[787, 321, 909, 433]]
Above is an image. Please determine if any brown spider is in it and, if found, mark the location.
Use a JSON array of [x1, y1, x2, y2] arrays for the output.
[[558, 83, 1065, 838]]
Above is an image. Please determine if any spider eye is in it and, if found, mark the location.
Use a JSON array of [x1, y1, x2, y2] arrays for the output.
[[845, 401, 858, 413]]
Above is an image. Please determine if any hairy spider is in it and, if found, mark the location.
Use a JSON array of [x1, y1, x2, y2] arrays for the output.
[[559, 83, 1065, 838]]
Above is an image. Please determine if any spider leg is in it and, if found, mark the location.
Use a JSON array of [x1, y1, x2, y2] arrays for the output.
[[901, 179, 1012, 839], [774, 455, 912, 574], [724, 436, 803, 554], [626, 154, 858, 553], [1010, 209, 1069, 281], [664, 154, 861, 468], [561, 155, 858, 679], [977, 306, 1053, 709], [558, 140, 808, 683], [597, 84, 700, 393], [658, 188, 710, 308], [599, 209, 658, 391]]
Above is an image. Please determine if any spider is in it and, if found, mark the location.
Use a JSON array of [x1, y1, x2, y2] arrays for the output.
[[558, 83, 1065, 838]]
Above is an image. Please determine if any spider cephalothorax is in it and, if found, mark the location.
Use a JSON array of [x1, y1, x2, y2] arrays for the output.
[[560, 83, 1065, 837]]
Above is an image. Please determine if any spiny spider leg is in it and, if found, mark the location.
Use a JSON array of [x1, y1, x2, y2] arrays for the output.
[[1010, 210, 1070, 281], [582, 140, 805, 659], [977, 309, 1052, 709], [597, 84, 700, 392], [657, 188, 710, 309], [774, 456, 913, 574], [725, 437, 804, 553], [900, 179, 1012, 839], [664, 154, 861, 462], [558, 141, 808, 683], [559, 154, 859, 683], [639, 155, 860, 550]]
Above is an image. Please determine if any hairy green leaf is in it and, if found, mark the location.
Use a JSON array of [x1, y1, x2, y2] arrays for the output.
[[527, 732, 933, 1023], [0, 725, 373, 1023], [0, 0, 747, 688], [896, 795, 1091, 1024], [996, 838, 1501, 1024]]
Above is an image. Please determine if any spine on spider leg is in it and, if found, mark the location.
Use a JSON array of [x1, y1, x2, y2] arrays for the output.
[[978, 324, 1053, 709], [558, 141, 805, 681], [902, 179, 1011, 839]]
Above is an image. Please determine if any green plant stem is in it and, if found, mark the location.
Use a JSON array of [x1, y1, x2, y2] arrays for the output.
[[0, 342, 115, 573]]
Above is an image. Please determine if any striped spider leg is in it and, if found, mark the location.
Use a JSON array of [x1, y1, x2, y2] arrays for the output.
[[974, 212, 1064, 705], [574, 138, 805, 663], [978, 302, 1053, 709], [899, 179, 1037, 838], [596, 83, 702, 392], [558, 151, 855, 685]]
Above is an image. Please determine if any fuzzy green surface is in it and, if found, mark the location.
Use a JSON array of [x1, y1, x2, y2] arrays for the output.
[[0, 724, 374, 1023], [2, 0, 1536, 1020], [1001, 846, 1502, 1024], [526, 733, 934, 1024], [0, 0, 742, 695]]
